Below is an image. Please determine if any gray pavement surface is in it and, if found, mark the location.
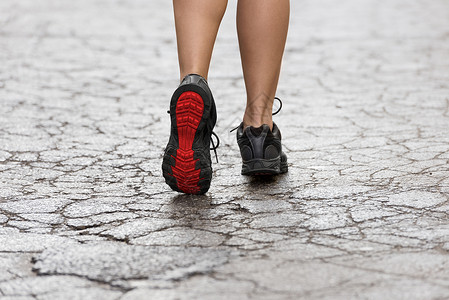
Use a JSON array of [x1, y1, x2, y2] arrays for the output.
[[1, 0, 449, 299]]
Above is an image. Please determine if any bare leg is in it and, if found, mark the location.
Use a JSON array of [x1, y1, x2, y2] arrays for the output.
[[173, 0, 228, 81], [237, 0, 290, 129]]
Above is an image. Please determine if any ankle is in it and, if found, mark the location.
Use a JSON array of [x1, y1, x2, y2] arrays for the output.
[[243, 110, 273, 130]]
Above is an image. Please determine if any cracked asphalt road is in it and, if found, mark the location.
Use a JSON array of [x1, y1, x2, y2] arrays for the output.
[[1, 0, 449, 299]]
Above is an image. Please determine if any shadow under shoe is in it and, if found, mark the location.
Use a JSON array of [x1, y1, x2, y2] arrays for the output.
[[236, 122, 288, 176]]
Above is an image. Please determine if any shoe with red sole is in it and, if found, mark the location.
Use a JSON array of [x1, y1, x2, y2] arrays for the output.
[[162, 74, 217, 194]]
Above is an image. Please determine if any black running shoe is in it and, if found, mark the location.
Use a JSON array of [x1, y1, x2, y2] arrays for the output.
[[236, 122, 288, 175], [162, 74, 217, 194]]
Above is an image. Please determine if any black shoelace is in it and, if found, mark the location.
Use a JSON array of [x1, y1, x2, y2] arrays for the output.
[[210, 131, 220, 163]]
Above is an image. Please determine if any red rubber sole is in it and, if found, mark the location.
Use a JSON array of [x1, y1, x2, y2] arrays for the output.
[[170, 91, 204, 194]]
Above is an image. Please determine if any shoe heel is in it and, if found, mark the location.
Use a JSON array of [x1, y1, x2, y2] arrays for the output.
[[241, 157, 282, 176]]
